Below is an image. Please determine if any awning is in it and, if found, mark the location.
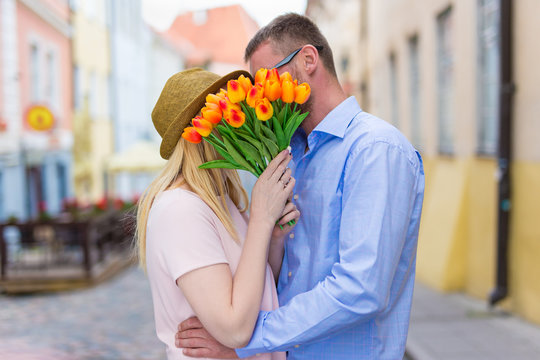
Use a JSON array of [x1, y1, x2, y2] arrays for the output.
[[107, 141, 166, 173]]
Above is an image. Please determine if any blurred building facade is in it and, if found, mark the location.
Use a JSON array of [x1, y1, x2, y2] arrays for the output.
[[107, 0, 183, 200], [0, 0, 73, 221], [163, 4, 259, 75], [70, 0, 113, 204], [309, 0, 540, 325]]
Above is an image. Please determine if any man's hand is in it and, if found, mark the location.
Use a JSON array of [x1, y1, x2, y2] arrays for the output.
[[175, 317, 239, 359]]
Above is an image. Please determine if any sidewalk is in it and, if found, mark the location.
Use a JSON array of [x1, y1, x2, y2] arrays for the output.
[[406, 282, 540, 360]]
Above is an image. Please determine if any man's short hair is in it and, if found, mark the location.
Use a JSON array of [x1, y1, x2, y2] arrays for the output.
[[245, 13, 337, 77]]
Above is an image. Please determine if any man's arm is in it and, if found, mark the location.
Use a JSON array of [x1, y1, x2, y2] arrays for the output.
[[236, 141, 421, 356]]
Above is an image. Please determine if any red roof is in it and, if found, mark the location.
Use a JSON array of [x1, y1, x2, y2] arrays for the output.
[[164, 4, 259, 68]]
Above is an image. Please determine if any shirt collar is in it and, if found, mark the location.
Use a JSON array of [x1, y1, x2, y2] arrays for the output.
[[312, 96, 362, 139]]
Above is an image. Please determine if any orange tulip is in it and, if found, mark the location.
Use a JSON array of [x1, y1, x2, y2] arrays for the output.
[[281, 80, 295, 103], [238, 74, 253, 94], [294, 82, 311, 104], [254, 68, 268, 85], [192, 116, 213, 137], [227, 80, 246, 103], [280, 71, 293, 83], [224, 108, 246, 128], [255, 98, 273, 121], [264, 80, 282, 101], [201, 104, 222, 124], [182, 127, 202, 143], [266, 68, 280, 82], [246, 83, 265, 107]]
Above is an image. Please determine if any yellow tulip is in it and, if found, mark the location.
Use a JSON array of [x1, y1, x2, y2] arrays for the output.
[[206, 93, 222, 106], [224, 108, 246, 128], [201, 104, 222, 125], [294, 82, 311, 104], [246, 83, 265, 107], [227, 80, 246, 103], [254, 68, 268, 85], [192, 116, 213, 137], [255, 98, 274, 121], [238, 74, 253, 94]]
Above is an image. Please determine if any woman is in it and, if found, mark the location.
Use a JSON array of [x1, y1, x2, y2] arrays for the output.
[[135, 68, 297, 359]]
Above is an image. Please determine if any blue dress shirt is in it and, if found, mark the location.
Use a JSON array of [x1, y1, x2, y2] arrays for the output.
[[237, 97, 425, 359]]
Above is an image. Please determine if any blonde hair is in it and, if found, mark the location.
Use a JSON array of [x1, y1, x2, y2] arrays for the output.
[[135, 137, 248, 269]]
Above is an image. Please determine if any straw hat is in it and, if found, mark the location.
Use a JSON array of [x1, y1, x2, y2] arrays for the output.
[[152, 68, 252, 159]]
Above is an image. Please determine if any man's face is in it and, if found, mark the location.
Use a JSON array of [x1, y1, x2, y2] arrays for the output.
[[249, 41, 298, 79]]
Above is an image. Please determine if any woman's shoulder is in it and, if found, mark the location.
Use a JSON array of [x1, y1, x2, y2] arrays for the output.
[[151, 187, 213, 220]]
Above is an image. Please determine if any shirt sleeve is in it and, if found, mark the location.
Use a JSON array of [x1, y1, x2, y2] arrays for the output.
[[149, 193, 229, 283], [236, 141, 420, 357]]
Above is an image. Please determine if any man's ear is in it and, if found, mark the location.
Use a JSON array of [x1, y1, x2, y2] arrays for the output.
[[300, 45, 319, 75]]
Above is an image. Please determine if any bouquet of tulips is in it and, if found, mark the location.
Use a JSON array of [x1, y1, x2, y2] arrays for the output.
[[181, 68, 310, 178]]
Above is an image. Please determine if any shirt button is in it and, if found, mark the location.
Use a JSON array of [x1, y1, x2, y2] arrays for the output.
[[293, 194, 299, 200], [288, 271, 292, 277], [289, 233, 294, 239]]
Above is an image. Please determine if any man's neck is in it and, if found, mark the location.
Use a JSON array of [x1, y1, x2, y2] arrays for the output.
[[301, 82, 348, 136]]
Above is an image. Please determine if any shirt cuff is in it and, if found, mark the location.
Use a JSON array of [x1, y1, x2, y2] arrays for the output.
[[235, 311, 270, 358]]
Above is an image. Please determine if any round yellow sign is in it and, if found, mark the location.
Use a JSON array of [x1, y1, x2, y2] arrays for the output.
[[27, 105, 54, 131]]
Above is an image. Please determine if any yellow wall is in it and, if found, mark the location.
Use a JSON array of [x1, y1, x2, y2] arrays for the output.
[[72, 2, 113, 202], [416, 157, 540, 324], [510, 162, 540, 324]]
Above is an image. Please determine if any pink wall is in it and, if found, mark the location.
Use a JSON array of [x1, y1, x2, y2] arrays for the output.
[[0, 9, 3, 122], [17, 1, 72, 132]]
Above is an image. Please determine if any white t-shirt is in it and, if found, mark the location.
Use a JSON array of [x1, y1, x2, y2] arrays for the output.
[[146, 187, 285, 360]]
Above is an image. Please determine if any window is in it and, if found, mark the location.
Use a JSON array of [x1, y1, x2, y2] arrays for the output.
[[45, 50, 59, 116], [73, 66, 81, 110], [437, 7, 454, 154], [409, 35, 421, 148], [0, 171, 4, 219], [57, 163, 67, 201], [389, 53, 399, 127], [89, 71, 97, 117], [477, 0, 500, 155], [30, 44, 40, 102]]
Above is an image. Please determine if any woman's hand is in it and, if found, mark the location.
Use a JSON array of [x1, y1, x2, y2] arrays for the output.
[[272, 200, 300, 240], [250, 149, 295, 228]]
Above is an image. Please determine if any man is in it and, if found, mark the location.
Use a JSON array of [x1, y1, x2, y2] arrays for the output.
[[176, 14, 425, 359]]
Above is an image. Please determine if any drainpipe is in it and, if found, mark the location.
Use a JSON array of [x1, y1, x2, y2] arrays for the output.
[[489, 0, 515, 307]]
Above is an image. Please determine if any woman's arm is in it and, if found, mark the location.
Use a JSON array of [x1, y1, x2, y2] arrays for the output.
[[176, 150, 295, 349], [268, 202, 300, 281]]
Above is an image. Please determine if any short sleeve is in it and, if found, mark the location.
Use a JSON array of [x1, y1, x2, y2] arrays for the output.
[[147, 191, 229, 283]]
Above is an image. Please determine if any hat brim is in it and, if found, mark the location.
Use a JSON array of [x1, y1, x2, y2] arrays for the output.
[[160, 69, 253, 159]]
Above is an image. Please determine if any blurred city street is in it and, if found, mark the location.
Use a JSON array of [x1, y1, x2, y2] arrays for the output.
[[0, 266, 165, 360], [407, 283, 540, 360]]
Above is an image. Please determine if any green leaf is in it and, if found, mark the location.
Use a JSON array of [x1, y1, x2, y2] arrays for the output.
[[277, 103, 287, 126], [254, 117, 262, 138], [222, 136, 258, 176], [283, 110, 300, 140], [289, 112, 309, 141], [199, 160, 247, 170], [261, 124, 278, 143], [237, 139, 264, 173], [272, 116, 287, 151], [261, 136, 279, 158]]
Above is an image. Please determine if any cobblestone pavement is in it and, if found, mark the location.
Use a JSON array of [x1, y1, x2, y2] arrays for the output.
[[0, 266, 166, 360]]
